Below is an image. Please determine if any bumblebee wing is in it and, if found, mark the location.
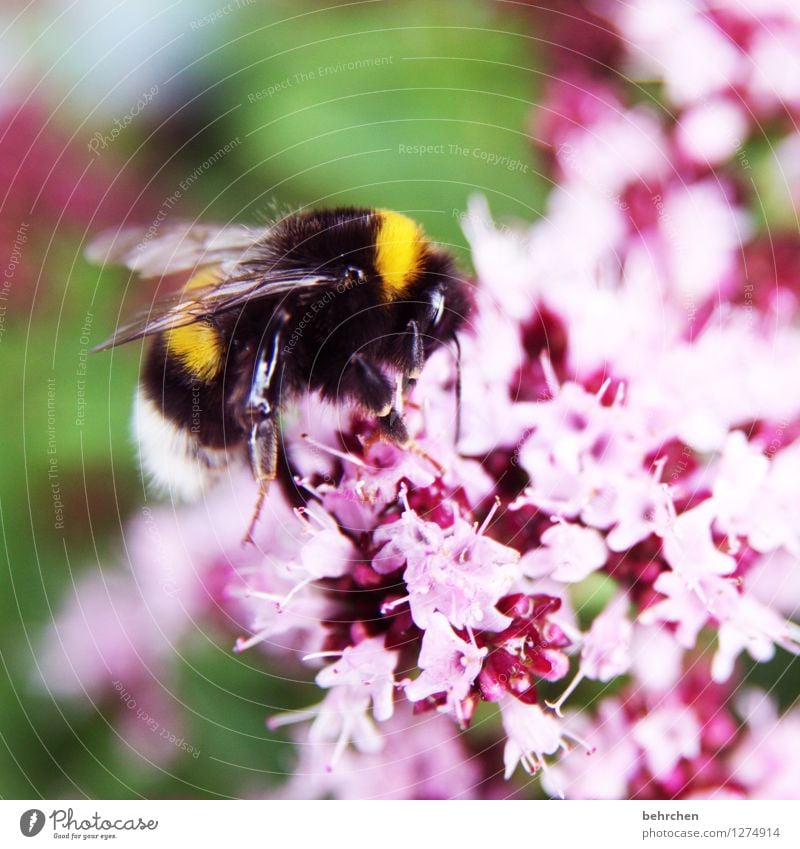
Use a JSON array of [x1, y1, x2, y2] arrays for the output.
[[92, 292, 216, 351], [92, 268, 337, 352], [85, 221, 264, 278]]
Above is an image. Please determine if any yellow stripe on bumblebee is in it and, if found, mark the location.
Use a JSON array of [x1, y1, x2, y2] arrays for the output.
[[374, 210, 426, 299], [164, 267, 225, 381]]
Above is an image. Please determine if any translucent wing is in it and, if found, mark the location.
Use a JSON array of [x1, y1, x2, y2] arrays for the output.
[[87, 222, 336, 351], [85, 221, 265, 278], [92, 268, 337, 351]]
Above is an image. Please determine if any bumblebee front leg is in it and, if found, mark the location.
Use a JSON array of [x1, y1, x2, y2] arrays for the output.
[[399, 319, 428, 408], [343, 354, 410, 446], [402, 319, 425, 387], [377, 405, 409, 446]]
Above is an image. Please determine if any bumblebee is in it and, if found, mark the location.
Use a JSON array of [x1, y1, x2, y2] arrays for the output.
[[88, 208, 471, 537]]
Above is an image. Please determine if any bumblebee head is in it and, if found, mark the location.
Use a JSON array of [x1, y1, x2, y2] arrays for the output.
[[370, 208, 471, 342], [268, 206, 472, 350]]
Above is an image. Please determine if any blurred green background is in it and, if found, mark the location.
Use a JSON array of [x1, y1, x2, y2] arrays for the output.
[[0, 0, 548, 798]]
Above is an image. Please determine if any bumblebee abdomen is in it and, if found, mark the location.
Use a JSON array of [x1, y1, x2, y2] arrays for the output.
[[132, 388, 232, 500], [134, 329, 248, 498], [140, 334, 242, 451]]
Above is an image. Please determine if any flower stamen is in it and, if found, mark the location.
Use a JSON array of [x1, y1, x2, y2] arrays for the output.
[[545, 669, 586, 717]]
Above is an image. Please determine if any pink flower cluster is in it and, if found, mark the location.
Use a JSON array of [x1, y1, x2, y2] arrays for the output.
[[231, 429, 585, 787], [40, 0, 800, 798]]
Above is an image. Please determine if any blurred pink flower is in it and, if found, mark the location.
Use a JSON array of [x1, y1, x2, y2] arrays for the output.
[[633, 701, 702, 778], [551, 678, 800, 800], [730, 691, 800, 799], [37, 473, 253, 697], [611, 0, 744, 107], [676, 98, 749, 167], [0, 99, 157, 303], [277, 701, 485, 800]]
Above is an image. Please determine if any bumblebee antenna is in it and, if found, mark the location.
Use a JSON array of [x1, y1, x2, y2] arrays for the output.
[[452, 333, 462, 447]]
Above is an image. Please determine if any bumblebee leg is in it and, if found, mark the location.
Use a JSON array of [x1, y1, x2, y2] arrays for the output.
[[403, 319, 425, 386], [241, 324, 284, 545], [341, 354, 410, 447], [377, 406, 410, 446], [452, 333, 462, 445], [249, 416, 279, 481], [243, 417, 278, 545]]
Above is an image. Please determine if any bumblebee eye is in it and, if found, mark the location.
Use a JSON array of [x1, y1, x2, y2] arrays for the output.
[[344, 266, 366, 288], [430, 289, 445, 326]]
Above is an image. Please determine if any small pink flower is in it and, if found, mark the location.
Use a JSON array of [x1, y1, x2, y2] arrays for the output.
[[711, 430, 771, 547], [500, 697, 585, 786], [520, 521, 608, 582], [302, 688, 384, 765], [714, 437, 800, 556], [404, 612, 487, 717], [373, 506, 518, 632], [296, 503, 356, 580], [548, 593, 632, 716], [640, 570, 712, 650], [711, 592, 800, 683], [661, 502, 736, 586], [603, 469, 675, 552], [270, 639, 399, 769], [315, 637, 399, 723], [581, 594, 633, 681]]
